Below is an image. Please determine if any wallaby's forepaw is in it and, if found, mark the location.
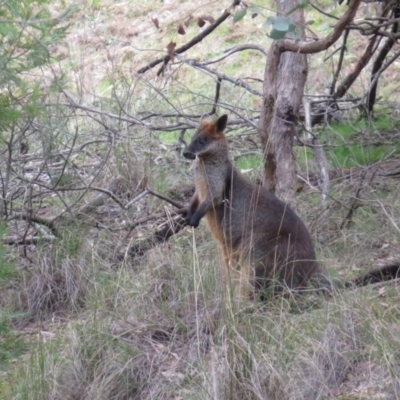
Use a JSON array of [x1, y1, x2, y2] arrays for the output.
[[177, 207, 189, 217], [186, 217, 200, 228], [176, 207, 199, 227]]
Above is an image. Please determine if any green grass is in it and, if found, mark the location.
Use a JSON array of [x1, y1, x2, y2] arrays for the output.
[[296, 114, 400, 169], [235, 153, 262, 170], [159, 131, 180, 144], [329, 115, 395, 140], [328, 143, 398, 168]]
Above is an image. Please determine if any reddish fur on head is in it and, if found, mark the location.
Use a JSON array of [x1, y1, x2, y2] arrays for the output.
[[199, 114, 228, 137], [198, 119, 220, 139], [183, 114, 228, 160]]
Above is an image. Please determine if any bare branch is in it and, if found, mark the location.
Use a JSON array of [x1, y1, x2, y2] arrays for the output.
[[196, 44, 268, 66], [363, 200, 400, 234], [303, 99, 329, 203], [176, 55, 262, 97], [61, 89, 199, 131], [147, 189, 184, 209], [125, 189, 149, 210], [280, 0, 362, 54], [210, 78, 221, 115], [137, 1, 240, 75], [335, 37, 379, 99], [330, 28, 349, 96]]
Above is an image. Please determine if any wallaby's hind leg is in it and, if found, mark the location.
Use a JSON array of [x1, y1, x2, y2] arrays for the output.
[[220, 244, 232, 296], [236, 259, 254, 302], [220, 245, 254, 303]]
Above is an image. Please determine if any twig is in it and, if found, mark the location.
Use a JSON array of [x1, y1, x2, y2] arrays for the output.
[[137, 1, 240, 75], [147, 189, 184, 209], [114, 213, 161, 257], [340, 164, 380, 229], [356, 199, 400, 234], [125, 189, 149, 210], [196, 44, 268, 66], [303, 98, 329, 203], [117, 189, 189, 261], [330, 28, 349, 96], [210, 78, 221, 115], [176, 55, 262, 97]]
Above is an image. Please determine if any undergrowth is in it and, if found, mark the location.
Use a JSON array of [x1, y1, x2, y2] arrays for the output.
[[1, 1, 400, 399]]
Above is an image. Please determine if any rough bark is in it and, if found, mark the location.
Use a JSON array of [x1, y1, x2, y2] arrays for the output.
[[258, 2, 307, 202]]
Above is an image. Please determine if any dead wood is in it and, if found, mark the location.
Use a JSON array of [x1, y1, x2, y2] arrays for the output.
[[119, 215, 187, 261], [2, 235, 55, 245], [7, 212, 60, 237], [79, 175, 147, 215]]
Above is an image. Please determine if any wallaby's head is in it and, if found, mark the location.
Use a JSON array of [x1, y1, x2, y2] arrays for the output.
[[183, 114, 228, 160]]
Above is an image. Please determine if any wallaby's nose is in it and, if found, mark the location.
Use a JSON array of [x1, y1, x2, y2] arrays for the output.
[[183, 150, 195, 160]]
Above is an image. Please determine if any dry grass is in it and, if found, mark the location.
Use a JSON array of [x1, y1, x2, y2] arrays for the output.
[[1, 1, 400, 399]]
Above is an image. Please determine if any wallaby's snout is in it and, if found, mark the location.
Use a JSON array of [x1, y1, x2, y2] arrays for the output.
[[183, 149, 196, 160]]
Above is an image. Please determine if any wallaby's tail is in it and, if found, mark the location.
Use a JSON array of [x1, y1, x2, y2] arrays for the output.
[[346, 264, 400, 288]]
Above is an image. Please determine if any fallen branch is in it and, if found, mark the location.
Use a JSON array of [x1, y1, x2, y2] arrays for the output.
[[128, 215, 186, 258], [3, 235, 55, 245], [124, 215, 187, 260], [117, 189, 188, 260], [8, 212, 60, 237], [79, 176, 147, 215]]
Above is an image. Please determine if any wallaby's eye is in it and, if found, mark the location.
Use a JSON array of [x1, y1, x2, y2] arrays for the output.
[[198, 137, 206, 145]]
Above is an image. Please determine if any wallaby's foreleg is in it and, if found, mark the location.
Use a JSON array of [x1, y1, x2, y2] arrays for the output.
[[178, 194, 212, 227], [177, 194, 198, 221], [185, 197, 212, 228]]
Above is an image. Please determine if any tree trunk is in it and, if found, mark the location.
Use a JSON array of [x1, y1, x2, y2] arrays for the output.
[[257, 2, 307, 202]]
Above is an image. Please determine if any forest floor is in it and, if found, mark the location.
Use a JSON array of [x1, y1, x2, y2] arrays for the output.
[[1, 1, 400, 399]]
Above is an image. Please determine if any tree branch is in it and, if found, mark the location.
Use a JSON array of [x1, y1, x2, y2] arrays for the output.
[[147, 189, 184, 209], [195, 44, 268, 66], [137, 1, 240, 75], [176, 55, 262, 97], [280, 0, 362, 54]]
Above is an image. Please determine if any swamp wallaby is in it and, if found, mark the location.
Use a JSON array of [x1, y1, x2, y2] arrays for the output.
[[181, 114, 400, 298]]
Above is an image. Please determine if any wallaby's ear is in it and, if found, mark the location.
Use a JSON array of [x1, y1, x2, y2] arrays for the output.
[[215, 114, 228, 133]]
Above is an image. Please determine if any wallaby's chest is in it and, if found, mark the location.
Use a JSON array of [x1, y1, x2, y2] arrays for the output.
[[194, 160, 227, 203]]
